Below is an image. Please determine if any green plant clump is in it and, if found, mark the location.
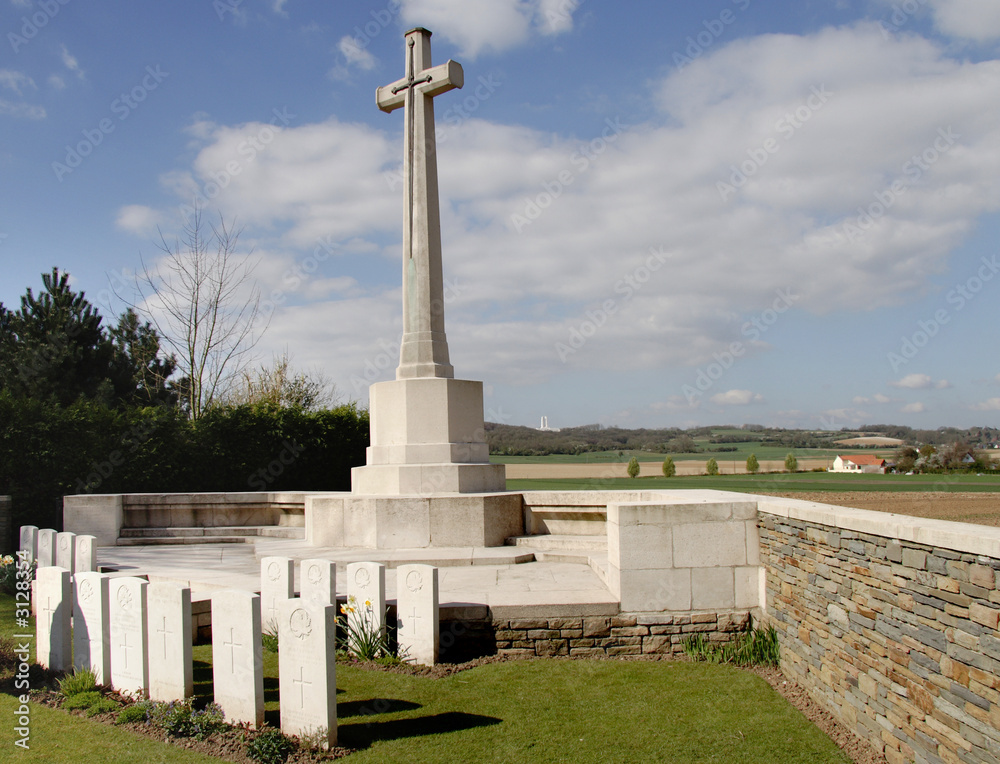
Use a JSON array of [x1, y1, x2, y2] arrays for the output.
[[116, 701, 154, 725], [337, 595, 403, 662], [246, 726, 295, 764], [64, 690, 119, 717], [705, 457, 720, 476], [262, 623, 279, 653], [662, 456, 676, 477], [683, 623, 780, 667], [149, 698, 227, 740], [58, 667, 98, 697]]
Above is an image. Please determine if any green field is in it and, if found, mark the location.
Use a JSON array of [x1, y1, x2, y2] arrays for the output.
[[506, 471, 1000, 493], [0, 593, 853, 764], [493, 445, 881, 466]]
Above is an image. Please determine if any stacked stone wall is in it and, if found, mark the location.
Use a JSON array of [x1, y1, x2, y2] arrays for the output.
[[760, 508, 1000, 764], [493, 612, 751, 658]]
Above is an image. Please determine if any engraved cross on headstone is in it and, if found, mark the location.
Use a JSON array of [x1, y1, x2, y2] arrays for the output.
[[156, 615, 172, 660], [223, 627, 242, 673], [377, 27, 464, 380], [293, 665, 312, 708]]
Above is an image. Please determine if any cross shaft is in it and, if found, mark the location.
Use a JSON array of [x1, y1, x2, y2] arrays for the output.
[[376, 27, 464, 380]]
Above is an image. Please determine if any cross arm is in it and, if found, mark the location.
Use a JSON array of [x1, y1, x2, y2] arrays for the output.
[[376, 59, 465, 113]]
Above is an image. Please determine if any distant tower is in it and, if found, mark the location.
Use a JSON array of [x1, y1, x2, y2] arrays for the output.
[[540, 416, 548, 430]]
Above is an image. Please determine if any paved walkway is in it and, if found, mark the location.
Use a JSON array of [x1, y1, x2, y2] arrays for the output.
[[98, 538, 619, 619]]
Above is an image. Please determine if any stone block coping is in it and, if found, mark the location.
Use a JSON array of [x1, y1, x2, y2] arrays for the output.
[[755, 495, 1000, 559]]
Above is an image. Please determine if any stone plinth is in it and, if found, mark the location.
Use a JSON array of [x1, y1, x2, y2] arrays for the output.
[[351, 378, 505, 496], [306, 492, 522, 549]]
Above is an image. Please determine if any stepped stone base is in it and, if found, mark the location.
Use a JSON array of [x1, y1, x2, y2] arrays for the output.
[[306, 492, 523, 549], [351, 377, 505, 495]]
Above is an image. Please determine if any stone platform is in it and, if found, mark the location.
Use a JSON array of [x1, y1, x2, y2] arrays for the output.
[[95, 537, 620, 621]]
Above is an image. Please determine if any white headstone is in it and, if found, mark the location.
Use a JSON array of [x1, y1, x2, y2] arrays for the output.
[[36, 566, 72, 671], [396, 564, 439, 666], [346, 562, 386, 642], [74, 572, 111, 684], [36, 528, 56, 568], [147, 583, 193, 701], [75, 535, 97, 574], [278, 599, 337, 747], [19, 525, 38, 563], [109, 577, 149, 695], [56, 531, 76, 572], [260, 556, 294, 633], [212, 590, 264, 728], [300, 559, 336, 606]]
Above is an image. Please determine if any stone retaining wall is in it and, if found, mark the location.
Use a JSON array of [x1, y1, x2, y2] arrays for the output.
[[759, 498, 1000, 764], [493, 611, 751, 658]]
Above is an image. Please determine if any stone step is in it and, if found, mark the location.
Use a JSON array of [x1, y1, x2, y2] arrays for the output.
[[505, 534, 607, 552], [117, 536, 252, 546], [118, 526, 305, 543]]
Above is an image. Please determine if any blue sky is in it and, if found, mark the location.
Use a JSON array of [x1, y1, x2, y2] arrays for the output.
[[3, 0, 1000, 431]]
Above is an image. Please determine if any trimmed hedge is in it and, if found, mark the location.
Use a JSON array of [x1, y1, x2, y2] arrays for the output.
[[0, 392, 369, 540]]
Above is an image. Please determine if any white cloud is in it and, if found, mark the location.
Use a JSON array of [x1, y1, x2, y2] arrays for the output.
[[398, 0, 580, 58], [139, 24, 1000, 394], [0, 98, 44, 119], [116, 205, 165, 235], [973, 398, 1000, 411], [272, 0, 289, 16], [901, 401, 927, 413], [338, 36, 377, 71], [48, 74, 65, 90], [0, 69, 35, 95], [711, 389, 764, 406], [60, 44, 84, 80], [889, 373, 950, 389], [926, 0, 1000, 42], [874, 393, 891, 403]]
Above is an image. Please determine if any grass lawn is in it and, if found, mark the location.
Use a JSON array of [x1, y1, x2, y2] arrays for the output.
[[1, 593, 854, 763], [508, 471, 1000, 493]]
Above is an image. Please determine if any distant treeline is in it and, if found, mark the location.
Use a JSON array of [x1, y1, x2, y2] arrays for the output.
[[486, 422, 1000, 457]]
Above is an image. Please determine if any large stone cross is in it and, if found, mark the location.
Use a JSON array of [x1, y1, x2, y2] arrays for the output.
[[377, 27, 463, 380]]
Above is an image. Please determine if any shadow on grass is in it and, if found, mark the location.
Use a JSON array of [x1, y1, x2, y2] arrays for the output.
[[338, 698, 422, 719], [338, 711, 502, 750], [192, 660, 212, 702]]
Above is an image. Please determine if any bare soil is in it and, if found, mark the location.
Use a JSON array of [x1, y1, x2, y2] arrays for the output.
[[768, 490, 1000, 526]]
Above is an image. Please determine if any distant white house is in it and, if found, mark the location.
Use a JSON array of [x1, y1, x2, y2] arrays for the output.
[[831, 454, 887, 474]]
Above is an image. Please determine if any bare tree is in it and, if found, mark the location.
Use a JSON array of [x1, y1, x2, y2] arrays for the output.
[[223, 351, 339, 410], [132, 206, 268, 418]]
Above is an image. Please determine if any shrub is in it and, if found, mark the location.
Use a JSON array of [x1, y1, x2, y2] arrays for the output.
[[705, 457, 719, 476], [626, 456, 640, 478], [784, 453, 798, 472], [746, 453, 759, 474], [58, 667, 98, 697], [661, 456, 676, 477], [246, 727, 295, 764]]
